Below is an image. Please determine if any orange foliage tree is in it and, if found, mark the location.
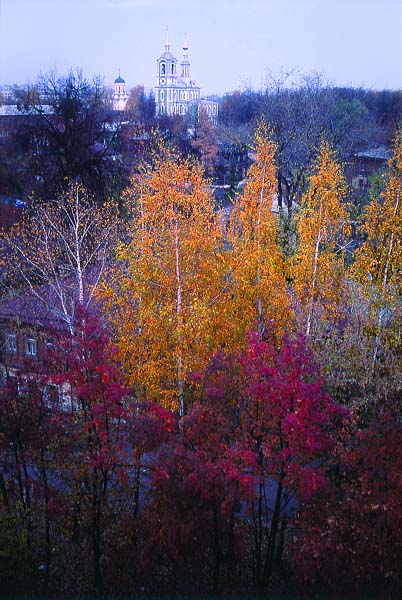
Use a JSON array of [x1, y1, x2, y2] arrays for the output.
[[227, 121, 291, 343], [351, 130, 402, 372], [292, 142, 351, 338], [101, 152, 229, 415]]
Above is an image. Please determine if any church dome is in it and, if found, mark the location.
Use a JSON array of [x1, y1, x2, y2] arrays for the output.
[[114, 75, 125, 84]]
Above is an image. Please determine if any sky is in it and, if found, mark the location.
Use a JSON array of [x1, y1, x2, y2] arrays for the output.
[[0, 0, 401, 96]]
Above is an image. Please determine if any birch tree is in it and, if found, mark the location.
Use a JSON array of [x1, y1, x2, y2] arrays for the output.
[[101, 152, 228, 415], [351, 130, 402, 372], [292, 142, 350, 338], [227, 121, 291, 344], [0, 183, 117, 332]]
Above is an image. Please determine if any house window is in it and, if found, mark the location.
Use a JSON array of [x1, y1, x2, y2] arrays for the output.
[[25, 337, 37, 357], [6, 333, 17, 353], [44, 383, 59, 404]]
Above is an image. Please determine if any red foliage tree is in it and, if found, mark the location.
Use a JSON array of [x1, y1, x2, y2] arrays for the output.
[[0, 368, 66, 594], [292, 410, 402, 595], [198, 330, 346, 589], [145, 402, 255, 592], [48, 306, 129, 593]]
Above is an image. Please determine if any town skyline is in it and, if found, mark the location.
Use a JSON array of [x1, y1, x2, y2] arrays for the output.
[[1, 0, 402, 96]]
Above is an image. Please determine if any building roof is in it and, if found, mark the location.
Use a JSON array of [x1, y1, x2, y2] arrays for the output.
[[158, 51, 177, 61], [356, 146, 391, 161], [0, 104, 54, 116], [114, 75, 125, 84]]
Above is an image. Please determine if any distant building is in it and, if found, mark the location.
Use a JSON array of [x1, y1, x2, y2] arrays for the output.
[[112, 72, 128, 111], [214, 143, 251, 187], [0, 85, 16, 104], [154, 31, 218, 123], [346, 146, 391, 193]]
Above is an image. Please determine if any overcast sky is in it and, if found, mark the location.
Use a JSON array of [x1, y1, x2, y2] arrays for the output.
[[0, 0, 401, 95]]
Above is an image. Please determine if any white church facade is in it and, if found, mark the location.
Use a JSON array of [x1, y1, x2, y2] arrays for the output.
[[112, 73, 128, 111], [112, 32, 219, 122], [154, 32, 218, 122]]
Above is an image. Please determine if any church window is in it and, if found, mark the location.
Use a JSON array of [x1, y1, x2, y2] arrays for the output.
[[171, 63, 175, 74], [161, 91, 164, 100], [160, 63, 166, 75]]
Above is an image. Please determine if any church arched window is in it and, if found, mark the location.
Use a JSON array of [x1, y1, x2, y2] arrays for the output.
[[160, 63, 166, 75], [171, 63, 175, 74], [161, 91, 164, 101]]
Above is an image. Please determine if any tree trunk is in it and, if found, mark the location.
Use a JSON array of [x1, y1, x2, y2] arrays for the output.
[[40, 448, 51, 595], [212, 506, 222, 593], [263, 480, 283, 587], [174, 218, 185, 417], [92, 471, 103, 594]]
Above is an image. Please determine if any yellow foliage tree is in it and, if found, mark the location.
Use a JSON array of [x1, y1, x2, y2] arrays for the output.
[[351, 130, 402, 370], [101, 152, 229, 414], [292, 141, 351, 337], [227, 121, 291, 342]]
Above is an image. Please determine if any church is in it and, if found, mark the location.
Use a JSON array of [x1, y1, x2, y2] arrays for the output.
[[154, 31, 218, 122], [112, 73, 128, 111], [112, 32, 219, 122]]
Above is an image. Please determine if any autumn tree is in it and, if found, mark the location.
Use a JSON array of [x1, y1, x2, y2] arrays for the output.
[[146, 403, 254, 592], [48, 307, 129, 593], [197, 329, 345, 590], [101, 151, 229, 415], [293, 411, 402, 594], [219, 76, 372, 211], [125, 85, 155, 122], [260, 74, 370, 211], [0, 377, 36, 592], [189, 106, 218, 176], [292, 141, 351, 338], [314, 131, 401, 409], [0, 182, 118, 330], [0, 366, 67, 594], [351, 130, 402, 373], [227, 121, 291, 344]]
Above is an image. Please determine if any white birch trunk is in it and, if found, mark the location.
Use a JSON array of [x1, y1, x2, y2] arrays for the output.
[[372, 190, 400, 371], [306, 199, 324, 338], [174, 218, 184, 417]]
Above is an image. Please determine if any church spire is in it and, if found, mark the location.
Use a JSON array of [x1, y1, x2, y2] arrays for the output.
[[164, 26, 170, 51], [181, 32, 190, 79]]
